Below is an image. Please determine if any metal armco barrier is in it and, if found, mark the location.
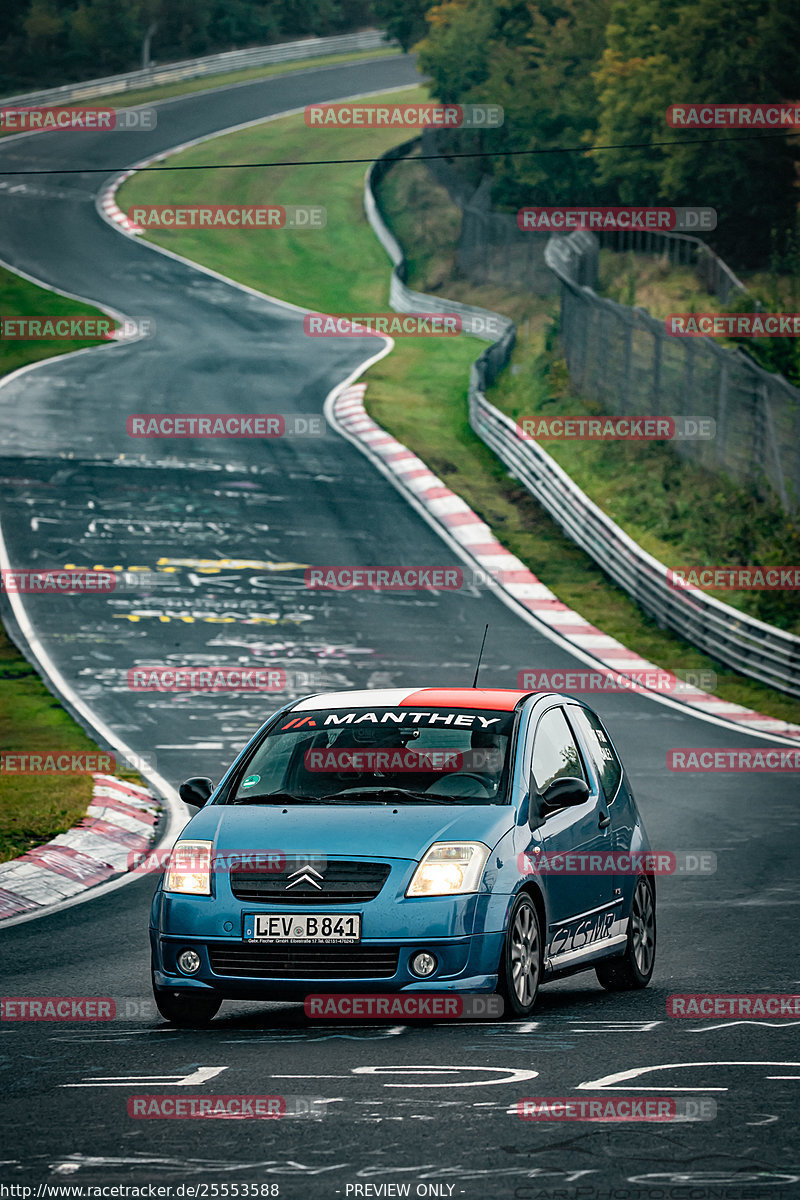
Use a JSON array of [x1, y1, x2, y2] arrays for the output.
[[365, 143, 515, 347], [1, 31, 390, 107], [364, 141, 800, 699]]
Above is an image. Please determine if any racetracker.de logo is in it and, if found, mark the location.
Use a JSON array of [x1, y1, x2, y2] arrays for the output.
[[517, 850, 716, 875], [667, 313, 800, 337], [303, 313, 461, 337], [128, 848, 286, 874], [304, 103, 503, 128], [517, 416, 714, 441], [666, 103, 800, 128], [304, 994, 503, 1018], [516, 668, 717, 694], [1, 568, 117, 594], [1, 752, 115, 774], [127, 205, 326, 229], [0, 106, 157, 131], [127, 667, 286, 692], [126, 414, 325, 438], [667, 748, 800, 772], [668, 565, 800, 590], [517, 1097, 715, 1121], [303, 748, 499, 773], [128, 1095, 288, 1119], [0, 997, 115, 1020], [1, 316, 116, 340], [305, 567, 463, 591], [517, 207, 716, 232], [667, 994, 800, 1017]]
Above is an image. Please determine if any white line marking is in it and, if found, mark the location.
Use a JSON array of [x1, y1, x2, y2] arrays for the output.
[[63, 1065, 228, 1087], [578, 1061, 800, 1092]]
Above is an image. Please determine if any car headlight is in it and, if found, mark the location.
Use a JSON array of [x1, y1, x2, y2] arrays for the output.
[[406, 841, 490, 897], [164, 840, 212, 895]]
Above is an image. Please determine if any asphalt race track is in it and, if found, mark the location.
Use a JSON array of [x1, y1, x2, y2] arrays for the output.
[[1, 55, 799, 1198]]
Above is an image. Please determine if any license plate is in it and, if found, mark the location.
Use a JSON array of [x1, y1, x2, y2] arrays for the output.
[[244, 913, 362, 942]]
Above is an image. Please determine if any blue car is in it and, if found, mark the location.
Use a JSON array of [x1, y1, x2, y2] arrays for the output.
[[150, 687, 656, 1025]]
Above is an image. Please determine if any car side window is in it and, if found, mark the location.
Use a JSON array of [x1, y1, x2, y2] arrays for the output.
[[568, 705, 623, 803], [531, 707, 587, 793]]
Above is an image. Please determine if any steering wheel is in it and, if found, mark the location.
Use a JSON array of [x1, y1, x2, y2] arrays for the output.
[[425, 772, 492, 798]]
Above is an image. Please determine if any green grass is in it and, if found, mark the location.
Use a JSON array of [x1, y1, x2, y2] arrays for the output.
[[117, 93, 800, 726], [0, 46, 401, 123], [0, 628, 95, 861], [117, 88, 430, 309], [0, 631, 114, 861], [0, 270, 149, 862], [597, 249, 713, 318], [0, 267, 115, 374]]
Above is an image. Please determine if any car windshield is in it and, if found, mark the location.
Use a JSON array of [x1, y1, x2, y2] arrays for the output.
[[226, 706, 516, 805]]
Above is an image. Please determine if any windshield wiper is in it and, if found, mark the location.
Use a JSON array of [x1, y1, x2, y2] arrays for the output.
[[322, 787, 460, 804], [230, 791, 324, 805]]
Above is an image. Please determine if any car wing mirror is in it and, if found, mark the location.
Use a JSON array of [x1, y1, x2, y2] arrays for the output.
[[179, 776, 214, 812], [541, 776, 590, 810]]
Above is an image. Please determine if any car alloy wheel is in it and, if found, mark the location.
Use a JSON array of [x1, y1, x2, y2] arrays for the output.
[[500, 892, 542, 1016], [630, 875, 655, 976], [595, 875, 656, 991]]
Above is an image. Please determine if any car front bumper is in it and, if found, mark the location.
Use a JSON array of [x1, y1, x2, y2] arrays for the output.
[[150, 879, 507, 999]]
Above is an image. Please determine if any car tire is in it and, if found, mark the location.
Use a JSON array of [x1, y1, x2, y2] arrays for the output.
[[595, 875, 656, 991], [499, 892, 543, 1017], [152, 974, 222, 1028]]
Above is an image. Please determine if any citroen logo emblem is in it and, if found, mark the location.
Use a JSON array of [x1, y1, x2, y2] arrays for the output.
[[286, 864, 324, 890]]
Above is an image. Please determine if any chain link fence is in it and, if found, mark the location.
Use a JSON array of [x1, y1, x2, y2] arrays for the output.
[[547, 233, 800, 509], [419, 129, 800, 511], [421, 130, 555, 295]]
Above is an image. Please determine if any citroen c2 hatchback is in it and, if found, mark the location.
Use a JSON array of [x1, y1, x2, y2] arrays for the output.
[[150, 687, 656, 1025]]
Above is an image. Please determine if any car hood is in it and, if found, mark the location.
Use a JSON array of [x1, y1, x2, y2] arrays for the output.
[[182, 802, 516, 861]]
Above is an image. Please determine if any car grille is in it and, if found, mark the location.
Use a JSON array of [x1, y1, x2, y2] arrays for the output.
[[229, 860, 391, 904], [208, 943, 400, 979]]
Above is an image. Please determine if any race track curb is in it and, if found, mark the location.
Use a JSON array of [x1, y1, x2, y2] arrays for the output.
[[0, 775, 159, 921]]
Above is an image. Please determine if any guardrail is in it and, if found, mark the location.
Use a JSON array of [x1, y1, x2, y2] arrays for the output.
[[365, 142, 516, 346], [1, 30, 390, 107], [364, 139, 800, 699]]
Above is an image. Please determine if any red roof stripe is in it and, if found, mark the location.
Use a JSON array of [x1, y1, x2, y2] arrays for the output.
[[399, 688, 529, 711]]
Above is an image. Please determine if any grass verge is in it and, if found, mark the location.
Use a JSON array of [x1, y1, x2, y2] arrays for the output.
[[116, 92, 800, 725]]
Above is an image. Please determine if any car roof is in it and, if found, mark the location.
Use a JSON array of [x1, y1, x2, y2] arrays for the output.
[[289, 687, 534, 712]]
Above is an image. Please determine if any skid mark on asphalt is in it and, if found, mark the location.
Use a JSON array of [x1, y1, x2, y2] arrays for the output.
[[220, 1026, 408, 1043], [47, 1156, 350, 1177]]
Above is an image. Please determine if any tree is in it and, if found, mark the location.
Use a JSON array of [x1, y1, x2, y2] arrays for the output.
[[371, 0, 437, 51], [23, 0, 65, 52], [591, 0, 800, 265], [68, 0, 142, 73], [418, 0, 610, 204]]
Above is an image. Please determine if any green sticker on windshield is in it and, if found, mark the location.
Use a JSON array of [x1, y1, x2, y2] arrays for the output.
[[242, 774, 260, 789]]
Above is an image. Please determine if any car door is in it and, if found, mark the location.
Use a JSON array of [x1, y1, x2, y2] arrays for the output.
[[526, 705, 615, 967]]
